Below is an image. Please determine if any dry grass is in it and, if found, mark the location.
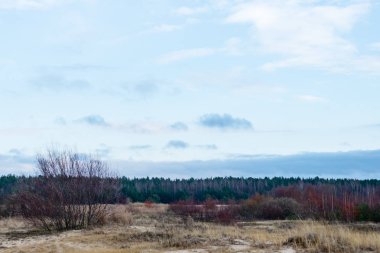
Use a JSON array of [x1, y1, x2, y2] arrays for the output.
[[285, 221, 380, 252], [1, 204, 379, 253], [0, 217, 30, 233], [104, 205, 133, 225]]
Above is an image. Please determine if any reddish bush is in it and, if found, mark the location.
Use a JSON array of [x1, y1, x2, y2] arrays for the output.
[[170, 199, 238, 224], [144, 200, 153, 208], [169, 200, 202, 219], [204, 198, 217, 211], [216, 206, 237, 224], [203, 198, 218, 220]]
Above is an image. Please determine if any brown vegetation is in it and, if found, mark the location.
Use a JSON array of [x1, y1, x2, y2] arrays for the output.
[[9, 150, 118, 231], [1, 203, 380, 253], [169, 196, 303, 223]]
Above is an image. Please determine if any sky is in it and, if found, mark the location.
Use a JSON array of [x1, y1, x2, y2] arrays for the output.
[[0, 0, 380, 178]]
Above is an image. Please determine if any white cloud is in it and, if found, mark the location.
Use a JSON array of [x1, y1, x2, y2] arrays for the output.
[[175, 6, 208, 16], [298, 95, 325, 102], [226, 0, 375, 72], [157, 38, 243, 64], [351, 55, 380, 72]]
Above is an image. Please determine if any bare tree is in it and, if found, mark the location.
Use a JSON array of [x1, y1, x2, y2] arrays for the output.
[[13, 149, 117, 231]]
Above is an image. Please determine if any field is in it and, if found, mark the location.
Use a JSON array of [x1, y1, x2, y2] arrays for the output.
[[1, 204, 380, 253]]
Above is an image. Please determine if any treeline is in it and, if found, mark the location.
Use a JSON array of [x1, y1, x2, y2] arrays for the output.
[[120, 177, 380, 203], [1, 175, 380, 222], [0, 175, 17, 204], [121, 177, 380, 222]]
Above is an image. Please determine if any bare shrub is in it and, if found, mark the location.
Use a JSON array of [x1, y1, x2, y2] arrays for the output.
[[11, 149, 118, 231], [238, 196, 302, 220], [216, 206, 237, 224], [169, 200, 202, 219], [238, 194, 265, 219], [0, 203, 12, 217], [257, 197, 302, 220], [170, 199, 238, 224]]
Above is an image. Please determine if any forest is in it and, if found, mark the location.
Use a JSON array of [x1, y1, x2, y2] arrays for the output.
[[1, 174, 380, 222]]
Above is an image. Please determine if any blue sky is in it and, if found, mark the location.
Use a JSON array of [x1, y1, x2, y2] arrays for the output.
[[0, 0, 380, 177]]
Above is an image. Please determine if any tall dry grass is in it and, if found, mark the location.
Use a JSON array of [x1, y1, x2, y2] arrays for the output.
[[1, 203, 380, 253], [284, 220, 380, 252], [104, 205, 133, 225]]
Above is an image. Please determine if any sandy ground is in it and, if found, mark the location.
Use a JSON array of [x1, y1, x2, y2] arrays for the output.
[[0, 222, 296, 253], [1, 204, 379, 253]]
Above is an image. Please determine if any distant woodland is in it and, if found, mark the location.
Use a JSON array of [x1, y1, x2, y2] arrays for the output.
[[1, 175, 380, 222]]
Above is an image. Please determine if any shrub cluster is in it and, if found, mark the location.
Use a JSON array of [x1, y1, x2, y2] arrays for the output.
[[10, 150, 118, 231], [238, 196, 302, 220], [170, 196, 303, 224], [170, 194, 380, 224], [170, 199, 237, 224]]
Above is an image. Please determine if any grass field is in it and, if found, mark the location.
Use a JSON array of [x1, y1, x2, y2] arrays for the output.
[[1, 204, 379, 253]]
